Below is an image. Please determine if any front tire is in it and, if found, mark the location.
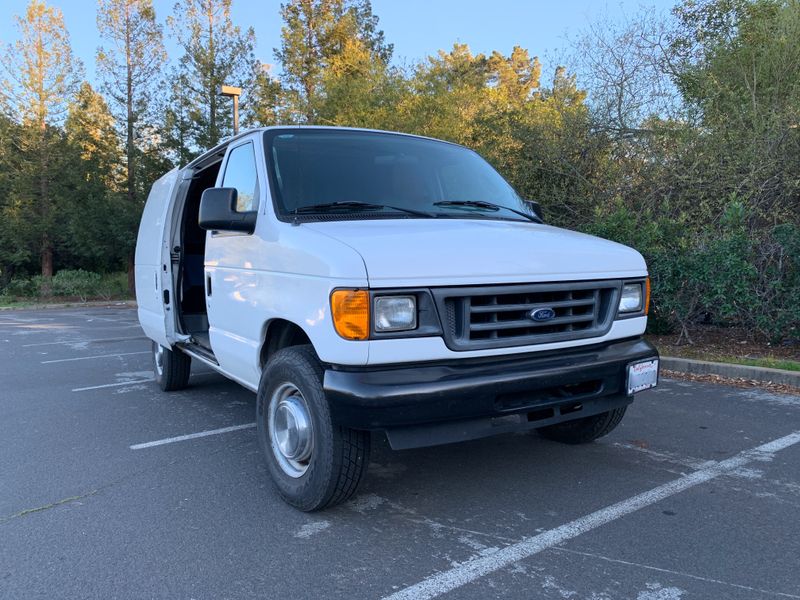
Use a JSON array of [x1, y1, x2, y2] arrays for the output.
[[538, 406, 627, 444], [257, 345, 370, 511], [153, 341, 191, 391]]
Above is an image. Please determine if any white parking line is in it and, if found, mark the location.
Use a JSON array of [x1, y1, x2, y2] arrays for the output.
[[24, 336, 146, 347], [129, 423, 257, 450], [42, 351, 149, 364], [72, 379, 153, 392], [71, 371, 218, 392], [383, 430, 800, 600]]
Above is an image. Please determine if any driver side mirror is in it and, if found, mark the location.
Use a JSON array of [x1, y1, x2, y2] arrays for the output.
[[525, 199, 544, 221], [198, 187, 257, 234]]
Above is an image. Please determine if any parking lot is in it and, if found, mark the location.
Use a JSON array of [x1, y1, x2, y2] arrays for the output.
[[1, 306, 799, 599]]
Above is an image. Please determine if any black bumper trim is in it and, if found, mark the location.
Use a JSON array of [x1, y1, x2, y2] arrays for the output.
[[323, 337, 658, 432]]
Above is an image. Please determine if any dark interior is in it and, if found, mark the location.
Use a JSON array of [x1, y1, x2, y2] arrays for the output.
[[178, 162, 221, 349]]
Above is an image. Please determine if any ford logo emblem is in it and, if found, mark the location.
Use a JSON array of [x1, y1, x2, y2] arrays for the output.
[[530, 307, 556, 322]]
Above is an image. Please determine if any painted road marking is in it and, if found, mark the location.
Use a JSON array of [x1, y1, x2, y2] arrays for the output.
[[383, 430, 800, 600], [24, 336, 146, 347], [42, 351, 149, 364], [71, 371, 219, 392], [129, 423, 257, 450], [72, 379, 153, 392]]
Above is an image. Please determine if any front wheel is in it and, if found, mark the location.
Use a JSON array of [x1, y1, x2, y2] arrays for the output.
[[257, 345, 370, 511], [152, 341, 191, 391], [537, 406, 627, 444]]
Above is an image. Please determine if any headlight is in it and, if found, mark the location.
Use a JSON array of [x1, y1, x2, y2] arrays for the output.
[[619, 283, 644, 313], [374, 296, 417, 332]]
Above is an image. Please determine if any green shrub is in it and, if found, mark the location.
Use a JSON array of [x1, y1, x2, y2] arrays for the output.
[[50, 269, 102, 301], [585, 199, 799, 342], [96, 272, 129, 300], [2, 277, 37, 298]]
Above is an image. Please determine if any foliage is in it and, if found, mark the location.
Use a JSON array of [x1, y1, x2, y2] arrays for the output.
[[0, 271, 130, 301], [167, 0, 259, 154], [0, 0, 798, 344]]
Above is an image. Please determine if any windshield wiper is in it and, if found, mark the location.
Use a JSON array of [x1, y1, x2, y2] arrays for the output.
[[433, 200, 542, 223], [289, 201, 435, 218]]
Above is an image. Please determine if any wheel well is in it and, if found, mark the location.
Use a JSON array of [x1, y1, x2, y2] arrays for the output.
[[260, 319, 312, 368]]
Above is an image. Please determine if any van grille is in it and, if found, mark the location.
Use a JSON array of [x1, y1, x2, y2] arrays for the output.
[[433, 280, 621, 351]]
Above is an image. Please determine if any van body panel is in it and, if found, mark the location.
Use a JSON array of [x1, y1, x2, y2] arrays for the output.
[[205, 225, 370, 380], [304, 219, 647, 287], [134, 168, 180, 348]]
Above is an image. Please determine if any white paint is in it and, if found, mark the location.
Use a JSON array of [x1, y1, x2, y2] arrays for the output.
[[613, 442, 715, 470], [739, 389, 800, 408], [71, 370, 216, 392], [129, 422, 256, 450], [637, 583, 685, 600], [383, 430, 800, 600], [23, 336, 145, 347], [294, 520, 331, 539], [72, 379, 153, 392], [42, 351, 149, 364], [552, 547, 800, 599], [347, 493, 387, 513]]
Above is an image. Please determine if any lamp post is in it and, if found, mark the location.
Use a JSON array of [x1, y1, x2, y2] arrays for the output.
[[219, 85, 242, 135]]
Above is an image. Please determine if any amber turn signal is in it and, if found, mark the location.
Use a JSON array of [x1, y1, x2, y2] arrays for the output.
[[644, 277, 651, 316], [331, 289, 370, 340]]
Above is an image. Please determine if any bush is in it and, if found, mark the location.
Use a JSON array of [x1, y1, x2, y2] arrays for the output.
[[586, 200, 800, 342], [50, 269, 102, 301], [96, 272, 129, 300], [2, 277, 38, 298], [0, 270, 130, 302]]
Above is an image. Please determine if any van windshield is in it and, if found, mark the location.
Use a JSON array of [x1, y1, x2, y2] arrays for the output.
[[264, 129, 535, 222]]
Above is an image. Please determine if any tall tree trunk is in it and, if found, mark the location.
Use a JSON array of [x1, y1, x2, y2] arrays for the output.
[[41, 233, 53, 279]]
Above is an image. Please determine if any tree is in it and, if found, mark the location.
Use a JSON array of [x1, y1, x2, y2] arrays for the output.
[[246, 63, 284, 127], [168, 0, 259, 152], [0, 0, 81, 277], [275, 0, 392, 122], [61, 82, 127, 272], [96, 0, 166, 291]]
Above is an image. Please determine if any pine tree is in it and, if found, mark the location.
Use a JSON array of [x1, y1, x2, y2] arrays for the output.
[[0, 0, 81, 278], [97, 0, 166, 292], [62, 82, 127, 272], [168, 0, 259, 152], [275, 0, 392, 122]]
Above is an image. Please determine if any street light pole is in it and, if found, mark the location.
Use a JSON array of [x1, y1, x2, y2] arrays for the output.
[[219, 85, 242, 135]]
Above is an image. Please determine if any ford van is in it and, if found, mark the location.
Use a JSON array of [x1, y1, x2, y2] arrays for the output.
[[135, 126, 659, 511]]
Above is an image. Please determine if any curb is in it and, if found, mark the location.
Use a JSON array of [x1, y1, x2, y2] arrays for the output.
[[0, 300, 137, 311], [661, 356, 800, 388]]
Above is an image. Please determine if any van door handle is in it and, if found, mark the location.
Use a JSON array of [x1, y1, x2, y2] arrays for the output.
[[206, 274, 212, 297]]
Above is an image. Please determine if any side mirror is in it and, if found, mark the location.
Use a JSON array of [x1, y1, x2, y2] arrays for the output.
[[198, 187, 257, 234], [525, 199, 544, 221]]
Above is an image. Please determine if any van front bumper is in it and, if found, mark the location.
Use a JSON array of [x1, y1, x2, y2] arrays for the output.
[[323, 337, 658, 449]]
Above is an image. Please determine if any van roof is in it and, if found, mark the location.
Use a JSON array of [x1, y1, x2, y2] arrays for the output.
[[183, 125, 462, 170]]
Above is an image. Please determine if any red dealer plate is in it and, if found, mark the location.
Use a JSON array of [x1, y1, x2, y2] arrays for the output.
[[627, 359, 659, 395]]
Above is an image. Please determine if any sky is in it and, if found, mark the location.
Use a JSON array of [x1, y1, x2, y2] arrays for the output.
[[0, 0, 677, 84]]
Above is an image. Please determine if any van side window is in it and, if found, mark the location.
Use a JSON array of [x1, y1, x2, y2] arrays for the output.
[[222, 142, 259, 212]]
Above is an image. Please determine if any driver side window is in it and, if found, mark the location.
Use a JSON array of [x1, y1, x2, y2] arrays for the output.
[[222, 142, 260, 213]]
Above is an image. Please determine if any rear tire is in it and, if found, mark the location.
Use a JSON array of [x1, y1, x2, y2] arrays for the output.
[[538, 406, 627, 444], [257, 345, 370, 511], [153, 341, 191, 391]]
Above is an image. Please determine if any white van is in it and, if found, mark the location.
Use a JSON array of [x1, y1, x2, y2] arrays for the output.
[[135, 126, 659, 511]]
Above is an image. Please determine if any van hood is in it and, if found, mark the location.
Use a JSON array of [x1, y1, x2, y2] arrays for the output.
[[304, 219, 647, 287]]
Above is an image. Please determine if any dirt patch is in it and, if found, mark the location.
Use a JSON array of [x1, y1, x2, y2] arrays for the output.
[[647, 325, 800, 365], [662, 369, 800, 396]]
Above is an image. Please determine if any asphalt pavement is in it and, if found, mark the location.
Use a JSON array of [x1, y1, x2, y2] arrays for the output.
[[1, 306, 799, 600]]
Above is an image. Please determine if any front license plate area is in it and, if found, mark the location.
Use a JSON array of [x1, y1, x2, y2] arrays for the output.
[[627, 359, 659, 395]]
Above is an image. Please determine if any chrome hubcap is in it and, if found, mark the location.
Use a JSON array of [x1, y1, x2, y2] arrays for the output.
[[268, 383, 313, 478], [154, 344, 164, 376]]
